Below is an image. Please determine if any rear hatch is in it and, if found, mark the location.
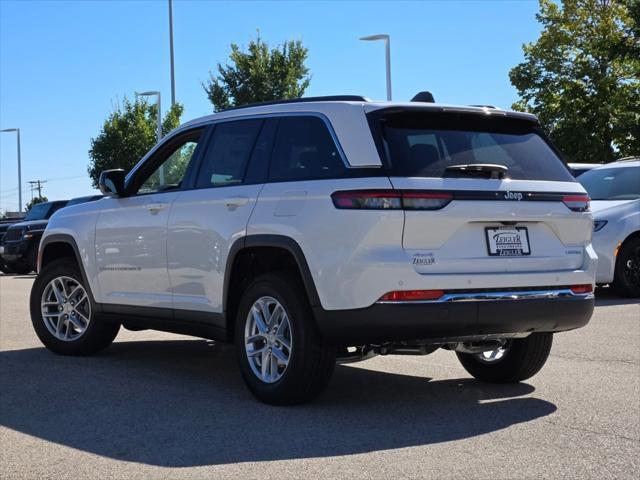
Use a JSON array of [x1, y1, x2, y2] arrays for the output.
[[367, 108, 592, 275]]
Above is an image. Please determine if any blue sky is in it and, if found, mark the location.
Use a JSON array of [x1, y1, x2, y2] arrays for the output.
[[0, 0, 541, 213]]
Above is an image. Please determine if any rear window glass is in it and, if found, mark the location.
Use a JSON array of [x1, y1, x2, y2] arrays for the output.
[[578, 166, 640, 200], [375, 111, 574, 181]]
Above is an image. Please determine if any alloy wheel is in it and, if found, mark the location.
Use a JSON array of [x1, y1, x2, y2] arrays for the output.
[[475, 341, 511, 363], [244, 296, 293, 383], [623, 246, 640, 287], [41, 276, 91, 341]]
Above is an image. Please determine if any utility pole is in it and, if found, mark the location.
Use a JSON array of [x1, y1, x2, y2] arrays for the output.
[[28, 180, 47, 199]]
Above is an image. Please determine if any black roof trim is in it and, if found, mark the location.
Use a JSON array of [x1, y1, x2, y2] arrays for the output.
[[219, 95, 370, 112]]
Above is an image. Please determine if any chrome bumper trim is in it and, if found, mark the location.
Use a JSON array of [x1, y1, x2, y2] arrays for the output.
[[377, 288, 594, 304]]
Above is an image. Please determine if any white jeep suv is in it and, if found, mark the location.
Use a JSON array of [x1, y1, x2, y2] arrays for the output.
[[31, 95, 596, 404]]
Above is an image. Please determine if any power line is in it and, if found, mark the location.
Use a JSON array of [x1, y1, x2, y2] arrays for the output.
[[28, 180, 47, 199]]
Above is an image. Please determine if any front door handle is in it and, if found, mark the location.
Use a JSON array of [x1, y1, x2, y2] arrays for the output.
[[224, 196, 249, 208], [145, 202, 167, 213]]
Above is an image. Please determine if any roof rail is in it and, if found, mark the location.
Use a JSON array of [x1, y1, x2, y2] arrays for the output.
[[219, 95, 370, 112], [617, 156, 639, 162], [469, 104, 498, 109]]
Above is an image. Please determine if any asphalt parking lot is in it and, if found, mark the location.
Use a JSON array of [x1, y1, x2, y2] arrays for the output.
[[0, 274, 638, 479]]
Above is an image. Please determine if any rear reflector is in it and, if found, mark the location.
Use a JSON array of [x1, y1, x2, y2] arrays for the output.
[[570, 284, 593, 294], [402, 191, 453, 210], [562, 194, 590, 212], [379, 290, 445, 302]]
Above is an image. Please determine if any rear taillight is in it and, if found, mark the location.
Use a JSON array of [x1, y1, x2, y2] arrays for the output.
[[562, 194, 590, 212], [379, 289, 445, 302], [331, 190, 402, 210], [570, 284, 593, 294], [331, 190, 452, 211], [402, 191, 453, 210]]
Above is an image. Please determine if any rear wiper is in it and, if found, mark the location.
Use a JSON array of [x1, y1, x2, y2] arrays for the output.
[[444, 164, 509, 180]]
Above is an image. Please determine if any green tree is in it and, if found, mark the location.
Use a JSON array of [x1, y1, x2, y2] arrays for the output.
[[204, 34, 311, 111], [26, 196, 48, 211], [509, 0, 639, 163], [87, 97, 183, 187]]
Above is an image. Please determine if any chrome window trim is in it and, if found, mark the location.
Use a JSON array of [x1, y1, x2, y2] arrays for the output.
[[376, 288, 594, 304]]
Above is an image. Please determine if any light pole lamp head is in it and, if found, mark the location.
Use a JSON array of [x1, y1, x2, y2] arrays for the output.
[[1, 128, 19, 133], [135, 91, 160, 98], [359, 34, 389, 42]]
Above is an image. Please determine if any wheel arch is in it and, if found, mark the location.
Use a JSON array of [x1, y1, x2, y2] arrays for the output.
[[223, 235, 321, 340], [39, 234, 97, 307]]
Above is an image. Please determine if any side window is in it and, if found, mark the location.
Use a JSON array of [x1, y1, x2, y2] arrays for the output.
[[269, 116, 345, 182], [137, 130, 202, 194], [195, 119, 263, 188]]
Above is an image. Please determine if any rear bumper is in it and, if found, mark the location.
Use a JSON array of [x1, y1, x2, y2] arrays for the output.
[[314, 289, 594, 345]]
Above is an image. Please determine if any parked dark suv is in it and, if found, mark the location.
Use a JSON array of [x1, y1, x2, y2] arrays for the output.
[[1, 196, 104, 274], [0, 201, 69, 274]]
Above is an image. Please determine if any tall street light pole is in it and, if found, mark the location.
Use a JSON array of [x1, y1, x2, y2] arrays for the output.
[[1, 128, 22, 212], [360, 34, 392, 101], [168, 0, 176, 106], [135, 91, 164, 183]]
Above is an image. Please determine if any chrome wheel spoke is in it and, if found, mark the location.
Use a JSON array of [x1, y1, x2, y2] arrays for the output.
[[246, 334, 264, 345], [267, 304, 283, 329], [67, 314, 84, 329], [276, 335, 291, 351], [261, 349, 271, 379], [271, 347, 288, 365], [251, 306, 269, 334], [245, 296, 292, 383], [51, 279, 65, 304], [248, 346, 267, 357]]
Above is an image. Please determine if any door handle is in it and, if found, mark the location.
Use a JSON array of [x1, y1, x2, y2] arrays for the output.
[[224, 196, 249, 207], [145, 202, 167, 213]]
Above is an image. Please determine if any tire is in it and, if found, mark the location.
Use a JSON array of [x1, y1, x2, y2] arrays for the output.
[[234, 272, 336, 405], [30, 258, 120, 355], [612, 237, 640, 298], [456, 333, 553, 383]]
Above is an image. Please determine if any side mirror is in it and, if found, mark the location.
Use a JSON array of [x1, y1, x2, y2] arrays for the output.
[[98, 169, 126, 196]]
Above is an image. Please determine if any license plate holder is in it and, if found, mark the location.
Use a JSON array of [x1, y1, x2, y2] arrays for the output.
[[485, 227, 531, 256]]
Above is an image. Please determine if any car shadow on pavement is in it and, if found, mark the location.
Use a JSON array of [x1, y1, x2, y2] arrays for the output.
[[594, 287, 639, 306], [0, 339, 556, 467]]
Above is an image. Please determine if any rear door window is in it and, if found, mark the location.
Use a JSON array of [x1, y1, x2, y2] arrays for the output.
[[196, 119, 263, 188], [269, 116, 346, 182], [374, 111, 574, 181]]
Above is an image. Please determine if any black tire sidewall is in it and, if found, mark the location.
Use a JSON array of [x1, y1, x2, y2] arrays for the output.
[[456, 333, 553, 383], [234, 272, 334, 404], [30, 259, 119, 355]]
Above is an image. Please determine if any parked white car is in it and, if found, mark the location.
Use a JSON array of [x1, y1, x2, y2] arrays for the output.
[[578, 158, 640, 297], [568, 162, 601, 177], [30, 95, 596, 404]]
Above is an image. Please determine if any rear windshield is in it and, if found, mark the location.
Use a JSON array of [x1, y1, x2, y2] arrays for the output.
[[578, 166, 640, 200], [372, 111, 574, 182]]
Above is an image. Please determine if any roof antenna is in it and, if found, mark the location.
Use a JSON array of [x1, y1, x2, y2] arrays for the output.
[[411, 91, 435, 103]]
